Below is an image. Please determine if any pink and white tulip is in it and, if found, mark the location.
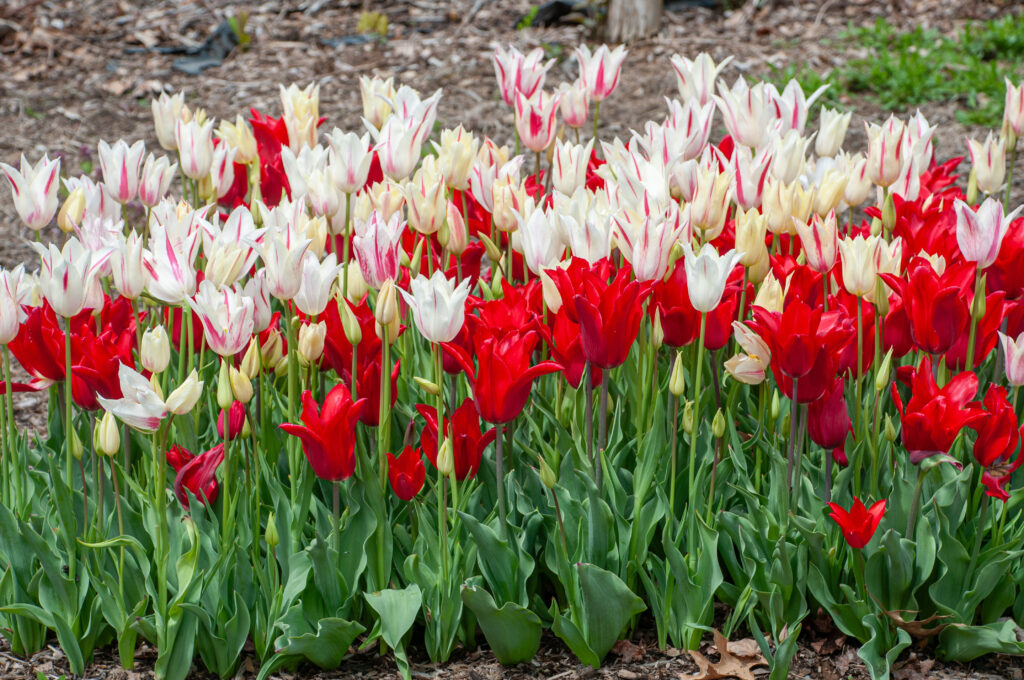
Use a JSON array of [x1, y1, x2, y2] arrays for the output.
[[138, 154, 178, 208], [955, 197, 1023, 270], [0, 154, 61, 231], [400, 271, 472, 344], [514, 90, 562, 154], [188, 280, 256, 357], [576, 44, 627, 102], [352, 209, 405, 289]]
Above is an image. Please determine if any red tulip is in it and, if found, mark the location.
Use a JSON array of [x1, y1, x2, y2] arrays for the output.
[[417, 398, 498, 480], [387, 445, 426, 501], [280, 385, 366, 481], [166, 444, 195, 471], [808, 381, 852, 451], [174, 443, 225, 508], [549, 310, 602, 389], [880, 258, 971, 356], [891, 356, 986, 463], [472, 279, 542, 335], [353, 357, 400, 427], [971, 385, 1024, 501], [217, 401, 247, 440], [443, 326, 561, 424], [828, 498, 886, 549]]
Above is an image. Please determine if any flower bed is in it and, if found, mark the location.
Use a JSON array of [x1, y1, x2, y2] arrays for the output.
[[1, 43, 1024, 680]]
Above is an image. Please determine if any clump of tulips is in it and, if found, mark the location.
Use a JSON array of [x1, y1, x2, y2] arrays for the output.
[[2, 44, 1024, 680]]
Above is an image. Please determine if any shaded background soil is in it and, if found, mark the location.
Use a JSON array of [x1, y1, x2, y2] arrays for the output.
[[3, 0, 1024, 678]]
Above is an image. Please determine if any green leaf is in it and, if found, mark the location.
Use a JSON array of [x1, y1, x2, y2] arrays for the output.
[[364, 584, 422, 680], [461, 585, 542, 665], [938, 620, 1024, 661], [277, 617, 365, 668]]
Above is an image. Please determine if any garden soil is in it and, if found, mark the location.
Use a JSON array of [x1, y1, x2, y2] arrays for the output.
[[2, 0, 1024, 678]]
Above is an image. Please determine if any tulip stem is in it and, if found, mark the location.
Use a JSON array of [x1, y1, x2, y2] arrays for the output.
[[669, 394, 680, 515], [63, 316, 74, 493], [786, 378, 799, 493], [110, 457, 125, 601], [906, 465, 927, 538], [332, 481, 341, 553], [855, 298, 864, 436], [687, 313, 707, 505], [152, 428, 169, 624], [792, 405, 807, 514], [965, 267, 983, 371], [1004, 140, 1017, 212], [966, 494, 990, 592], [597, 376, 609, 492], [853, 548, 867, 601], [495, 424, 507, 540], [584, 361, 594, 472], [285, 307, 300, 516], [378, 337, 392, 493], [592, 100, 600, 143], [3, 346, 22, 512]]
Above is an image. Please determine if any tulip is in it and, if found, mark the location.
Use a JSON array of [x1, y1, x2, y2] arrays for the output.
[[552, 138, 594, 196], [880, 258, 970, 356], [444, 200, 468, 256], [972, 386, 1024, 502], [681, 243, 742, 313], [209, 143, 238, 199], [175, 118, 216, 180], [955, 197, 1022, 270], [403, 158, 447, 235], [141, 326, 170, 373], [714, 78, 770, 149], [97, 363, 168, 432], [401, 271, 472, 344], [280, 144, 329, 200], [514, 90, 562, 154], [808, 380, 852, 453], [906, 110, 936, 169], [94, 410, 121, 457], [326, 129, 373, 194], [371, 114, 428, 182], [0, 265, 31, 345], [837, 234, 879, 299], [0, 154, 61, 231], [559, 79, 590, 129], [731, 146, 772, 210], [216, 114, 258, 165], [576, 44, 627, 102], [97, 139, 146, 204], [280, 385, 367, 481], [280, 82, 320, 151], [864, 116, 905, 187], [1005, 77, 1024, 140], [229, 365, 254, 404], [298, 320, 327, 365], [174, 444, 225, 508], [146, 226, 202, 305], [254, 224, 312, 301], [32, 238, 111, 318], [999, 331, 1024, 386], [352, 210, 405, 289], [359, 75, 397, 129], [615, 211, 684, 282], [387, 445, 426, 500], [138, 154, 178, 208], [967, 132, 1006, 195], [493, 45, 553, 107], [188, 280, 256, 357], [827, 498, 886, 549], [293, 252, 343, 317], [165, 370, 203, 415], [689, 163, 733, 240], [670, 52, 731, 107], [516, 206, 564, 276], [434, 125, 479, 191], [794, 211, 839, 274], [152, 91, 185, 151], [843, 153, 872, 207], [767, 129, 810, 185], [768, 80, 829, 135], [443, 325, 561, 424], [816, 107, 852, 157], [418, 398, 498, 481], [891, 356, 986, 463]]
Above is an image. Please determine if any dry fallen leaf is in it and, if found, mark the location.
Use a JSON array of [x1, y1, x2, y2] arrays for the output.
[[679, 631, 768, 680], [611, 639, 646, 663]]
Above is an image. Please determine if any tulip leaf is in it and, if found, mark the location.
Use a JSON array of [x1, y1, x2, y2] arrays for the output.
[[938, 620, 1024, 661], [364, 584, 422, 680], [461, 585, 542, 665], [276, 616, 365, 668]]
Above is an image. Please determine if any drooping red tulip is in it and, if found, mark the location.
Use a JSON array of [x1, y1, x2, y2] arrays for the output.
[[808, 380, 852, 451], [417, 398, 498, 481], [387, 445, 426, 501], [174, 443, 225, 509], [167, 444, 195, 471], [280, 385, 367, 481], [880, 258, 971, 356], [891, 356, 986, 463], [443, 326, 561, 424], [828, 498, 886, 549], [971, 386, 1023, 503], [217, 401, 247, 440]]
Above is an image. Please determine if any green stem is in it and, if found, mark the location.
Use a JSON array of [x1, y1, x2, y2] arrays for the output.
[[669, 395, 680, 516], [965, 494, 990, 593], [592, 99, 600, 142], [965, 267, 983, 371], [3, 346, 21, 511], [906, 465, 927, 538], [285, 309, 300, 512], [495, 424, 508, 540], [687, 313, 708, 504], [341, 192, 352, 302], [1004, 139, 1017, 212]]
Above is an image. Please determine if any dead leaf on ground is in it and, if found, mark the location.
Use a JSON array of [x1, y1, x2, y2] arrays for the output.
[[611, 639, 646, 663], [680, 631, 768, 680]]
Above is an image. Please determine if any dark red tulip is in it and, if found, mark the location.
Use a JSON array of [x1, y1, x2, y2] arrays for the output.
[[750, 299, 850, 381], [549, 310, 602, 389], [880, 258, 971, 356], [354, 357, 400, 427], [828, 498, 886, 549], [808, 381, 852, 451], [217, 401, 247, 440], [280, 385, 366, 481], [167, 444, 195, 471], [891, 356, 986, 464], [387, 445, 426, 501], [417, 398, 498, 481], [443, 326, 561, 424], [174, 444, 225, 508], [971, 386, 1023, 475]]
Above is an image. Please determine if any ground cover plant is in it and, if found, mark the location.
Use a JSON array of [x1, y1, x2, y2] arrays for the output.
[[2, 40, 1024, 680]]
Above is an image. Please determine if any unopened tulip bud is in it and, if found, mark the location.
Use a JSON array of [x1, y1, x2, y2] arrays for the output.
[[491, 267, 506, 298], [265, 512, 279, 549], [341, 263, 368, 304], [477, 231, 503, 262], [669, 352, 686, 396], [240, 339, 262, 379], [884, 416, 898, 443], [538, 455, 558, 489], [881, 193, 896, 234], [972, 278, 987, 321], [141, 326, 170, 374], [445, 200, 468, 256], [217, 359, 233, 410], [94, 411, 120, 457], [414, 376, 440, 396], [869, 217, 883, 237], [70, 429, 84, 461], [436, 438, 455, 477], [375, 279, 399, 326], [967, 169, 979, 206], [681, 400, 694, 434], [229, 366, 254, 404], [712, 409, 726, 439], [339, 300, 362, 347], [771, 391, 780, 420], [166, 370, 202, 415], [261, 328, 283, 367], [540, 270, 563, 314], [57, 187, 86, 234], [651, 312, 664, 350], [241, 416, 252, 439], [874, 348, 893, 393], [274, 354, 290, 378], [297, 321, 326, 365]]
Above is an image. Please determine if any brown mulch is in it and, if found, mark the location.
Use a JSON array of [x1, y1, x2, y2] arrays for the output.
[[3, 1, 1024, 678]]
